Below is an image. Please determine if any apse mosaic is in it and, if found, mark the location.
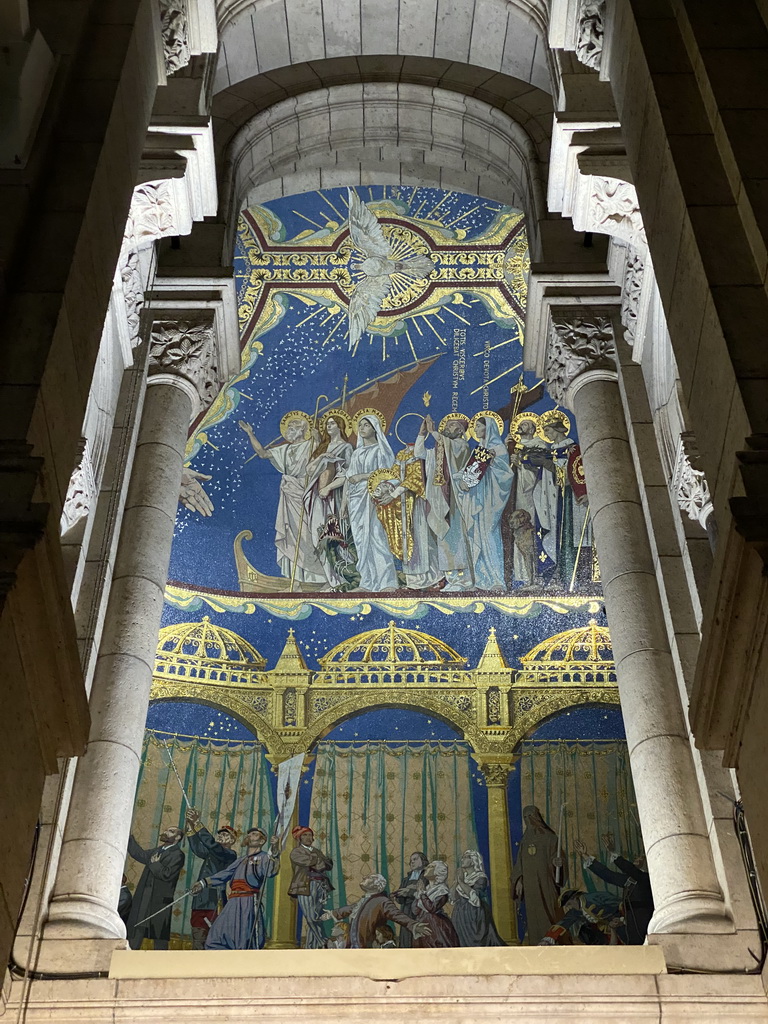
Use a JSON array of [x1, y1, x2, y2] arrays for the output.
[[124, 187, 649, 954]]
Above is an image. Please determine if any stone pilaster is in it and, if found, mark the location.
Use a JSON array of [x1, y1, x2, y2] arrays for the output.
[[545, 309, 734, 954], [42, 319, 217, 968]]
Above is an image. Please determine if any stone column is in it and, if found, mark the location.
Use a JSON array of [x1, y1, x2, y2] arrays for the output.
[[44, 320, 217, 955], [545, 310, 733, 938], [473, 755, 519, 945]]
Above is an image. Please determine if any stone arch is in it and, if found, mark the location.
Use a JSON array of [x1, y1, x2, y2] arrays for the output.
[[148, 687, 288, 755], [296, 692, 483, 752], [224, 81, 547, 257], [213, 0, 553, 104]]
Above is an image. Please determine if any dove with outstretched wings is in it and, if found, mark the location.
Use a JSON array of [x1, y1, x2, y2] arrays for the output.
[[345, 188, 434, 352]]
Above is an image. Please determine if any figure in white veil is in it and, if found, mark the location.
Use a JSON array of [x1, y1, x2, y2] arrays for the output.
[[457, 413, 514, 591], [342, 411, 399, 591]]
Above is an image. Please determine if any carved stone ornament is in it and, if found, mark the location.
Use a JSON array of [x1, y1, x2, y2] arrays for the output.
[[591, 177, 646, 250], [546, 314, 617, 407], [119, 246, 144, 347], [479, 763, 512, 786], [673, 433, 714, 530], [575, 0, 606, 71], [128, 181, 177, 247], [158, 0, 191, 75], [149, 319, 219, 409], [621, 248, 645, 346], [60, 440, 96, 535]]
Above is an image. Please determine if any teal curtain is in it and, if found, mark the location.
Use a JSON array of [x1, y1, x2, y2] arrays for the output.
[[519, 739, 643, 896], [127, 730, 276, 948], [310, 740, 478, 906]]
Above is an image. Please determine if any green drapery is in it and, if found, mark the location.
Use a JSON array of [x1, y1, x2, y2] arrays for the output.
[[519, 739, 643, 896], [126, 730, 276, 948], [310, 740, 478, 907]]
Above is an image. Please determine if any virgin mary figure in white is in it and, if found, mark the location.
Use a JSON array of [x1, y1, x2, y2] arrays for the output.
[[457, 413, 514, 591], [343, 411, 399, 591]]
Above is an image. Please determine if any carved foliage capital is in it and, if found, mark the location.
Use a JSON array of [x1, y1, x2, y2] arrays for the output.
[[591, 177, 646, 250], [546, 313, 617, 407], [149, 319, 219, 411]]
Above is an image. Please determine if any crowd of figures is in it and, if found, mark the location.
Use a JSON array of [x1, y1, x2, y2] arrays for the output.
[[512, 806, 653, 946], [122, 805, 651, 951], [236, 403, 591, 594]]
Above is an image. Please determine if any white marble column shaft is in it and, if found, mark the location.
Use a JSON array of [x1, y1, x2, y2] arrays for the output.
[[569, 367, 732, 934], [45, 377, 194, 940]]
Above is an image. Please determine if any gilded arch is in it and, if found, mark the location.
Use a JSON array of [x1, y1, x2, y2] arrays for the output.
[[147, 618, 620, 760]]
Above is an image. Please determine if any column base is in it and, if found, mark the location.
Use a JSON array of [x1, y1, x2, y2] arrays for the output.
[[648, 891, 734, 935], [17, 935, 126, 975], [44, 894, 126, 942], [648, 928, 763, 973], [265, 939, 298, 950]]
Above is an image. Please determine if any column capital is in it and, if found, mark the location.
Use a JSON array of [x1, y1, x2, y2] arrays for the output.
[[546, 309, 618, 409], [472, 754, 518, 786], [148, 316, 219, 415]]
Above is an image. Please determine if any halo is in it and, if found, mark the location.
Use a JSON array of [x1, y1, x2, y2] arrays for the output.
[[394, 411, 426, 446], [319, 408, 353, 437], [538, 408, 571, 439], [352, 407, 387, 433], [438, 412, 470, 435], [367, 466, 399, 496], [279, 410, 312, 440], [509, 411, 541, 440], [469, 410, 504, 442]]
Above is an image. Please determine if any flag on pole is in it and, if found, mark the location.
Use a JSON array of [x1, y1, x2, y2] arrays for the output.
[[275, 753, 305, 849]]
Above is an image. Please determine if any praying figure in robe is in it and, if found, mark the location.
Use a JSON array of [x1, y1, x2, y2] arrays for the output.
[[194, 826, 280, 950], [411, 860, 460, 948], [451, 849, 506, 947], [512, 805, 563, 945], [456, 413, 514, 591], [413, 413, 474, 592], [341, 411, 398, 591], [240, 414, 326, 588]]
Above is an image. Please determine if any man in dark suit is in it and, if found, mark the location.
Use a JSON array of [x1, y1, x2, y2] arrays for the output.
[[322, 872, 431, 948], [126, 825, 185, 949], [392, 850, 428, 947], [184, 808, 238, 949], [574, 832, 654, 944]]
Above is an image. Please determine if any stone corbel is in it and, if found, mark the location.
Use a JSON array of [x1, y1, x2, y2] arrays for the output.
[[157, 0, 218, 78], [549, 0, 610, 76]]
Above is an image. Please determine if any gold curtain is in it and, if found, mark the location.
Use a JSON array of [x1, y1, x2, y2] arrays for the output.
[[126, 730, 275, 947], [310, 740, 478, 906], [519, 740, 643, 896]]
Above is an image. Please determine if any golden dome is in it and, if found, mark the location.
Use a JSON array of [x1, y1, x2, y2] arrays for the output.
[[319, 621, 466, 667], [156, 617, 267, 670], [517, 620, 615, 686]]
